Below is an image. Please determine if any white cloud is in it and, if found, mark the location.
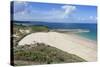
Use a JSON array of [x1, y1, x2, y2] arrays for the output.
[[76, 16, 97, 23], [14, 1, 28, 5], [14, 1, 28, 7], [61, 5, 76, 15], [43, 5, 77, 20], [89, 16, 97, 20]]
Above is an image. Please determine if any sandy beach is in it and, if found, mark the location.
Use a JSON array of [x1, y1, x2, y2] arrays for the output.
[[18, 32, 97, 62]]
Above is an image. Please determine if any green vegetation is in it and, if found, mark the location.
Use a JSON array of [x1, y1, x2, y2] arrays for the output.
[[31, 25, 49, 32], [14, 43, 86, 66], [13, 24, 49, 33], [13, 24, 49, 46]]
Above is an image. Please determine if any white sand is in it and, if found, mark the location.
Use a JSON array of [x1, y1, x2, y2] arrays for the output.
[[18, 32, 97, 61]]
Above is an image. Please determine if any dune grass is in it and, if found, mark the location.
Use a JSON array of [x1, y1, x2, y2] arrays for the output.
[[14, 43, 86, 66]]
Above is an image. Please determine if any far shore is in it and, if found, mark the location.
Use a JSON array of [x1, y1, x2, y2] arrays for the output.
[[18, 32, 97, 62]]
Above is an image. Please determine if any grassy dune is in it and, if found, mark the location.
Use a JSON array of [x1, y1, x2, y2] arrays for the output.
[[14, 43, 86, 66]]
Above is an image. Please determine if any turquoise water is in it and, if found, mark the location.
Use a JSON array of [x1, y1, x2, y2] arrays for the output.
[[78, 31, 97, 41]]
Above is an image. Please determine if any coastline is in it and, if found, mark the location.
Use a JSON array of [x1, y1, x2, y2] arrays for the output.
[[18, 32, 97, 62], [63, 32, 97, 45]]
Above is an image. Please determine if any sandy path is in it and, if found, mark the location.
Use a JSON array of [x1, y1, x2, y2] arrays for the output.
[[18, 32, 97, 61]]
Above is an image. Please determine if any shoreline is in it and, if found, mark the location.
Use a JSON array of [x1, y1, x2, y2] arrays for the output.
[[18, 32, 97, 61], [63, 32, 97, 44]]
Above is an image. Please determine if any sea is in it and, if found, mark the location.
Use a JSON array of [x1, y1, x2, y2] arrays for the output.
[[14, 21, 97, 41]]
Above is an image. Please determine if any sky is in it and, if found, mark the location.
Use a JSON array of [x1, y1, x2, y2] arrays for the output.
[[11, 1, 97, 23]]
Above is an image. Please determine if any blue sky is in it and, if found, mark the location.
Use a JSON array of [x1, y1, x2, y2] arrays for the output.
[[12, 1, 97, 23]]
